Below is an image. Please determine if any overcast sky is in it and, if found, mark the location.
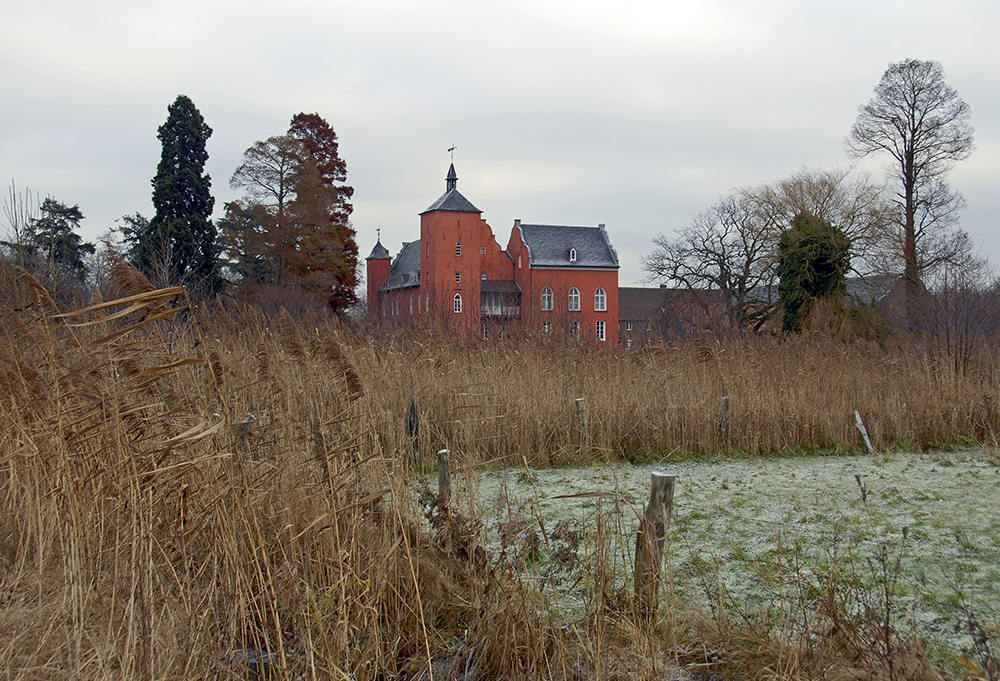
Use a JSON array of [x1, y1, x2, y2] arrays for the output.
[[2, 0, 998, 286]]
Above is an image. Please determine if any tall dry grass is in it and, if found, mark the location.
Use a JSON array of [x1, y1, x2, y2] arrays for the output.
[[0, 268, 992, 679]]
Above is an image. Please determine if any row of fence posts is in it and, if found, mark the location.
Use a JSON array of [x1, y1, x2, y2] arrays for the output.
[[404, 394, 876, 622]]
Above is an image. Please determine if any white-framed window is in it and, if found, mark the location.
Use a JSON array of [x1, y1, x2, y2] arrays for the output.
[[455, 271, 461, 283], [571, 320, 580, 335], [409, 295, 413, 315], [453, 293, 462, 313], [456, 242, 462, 256], [595, 287, 607, 311], [568, 286, 580, 311], [543, 321, 552, 333], [518, 254, 522, 269], [481, 271, 487, 280], [626, 322, 633, 331], [482, 323, 488, 339], [481, 247, 486, 254], [425, 293, 429, 312], [541, 286, 553, 310], [569, 248, 577, 262], [596, 320, 606, 342], [626, 338, 633, 348]]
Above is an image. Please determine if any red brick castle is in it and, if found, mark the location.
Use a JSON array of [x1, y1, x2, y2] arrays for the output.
[[367, 164, 621, 343]]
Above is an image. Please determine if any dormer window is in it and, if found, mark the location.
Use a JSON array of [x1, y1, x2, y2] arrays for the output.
[[569, 248, 577, 262]]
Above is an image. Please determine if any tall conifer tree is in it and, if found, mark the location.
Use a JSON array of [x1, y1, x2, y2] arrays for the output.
[[144, 95, 218, 292]]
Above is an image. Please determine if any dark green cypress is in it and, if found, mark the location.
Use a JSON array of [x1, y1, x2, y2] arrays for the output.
[[145, 95, 218, 293]]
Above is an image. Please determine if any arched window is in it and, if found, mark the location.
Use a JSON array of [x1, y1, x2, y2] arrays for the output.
[[595, 287, 607, 311], [456, 242, 462, 256], [453, 293, 463, 313], [569, 248, 577, 262], [541, 286, 553, 311], [568, 286, 580, 311]]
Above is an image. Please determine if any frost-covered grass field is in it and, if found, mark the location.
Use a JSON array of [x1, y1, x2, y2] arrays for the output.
[[469, 449, 1000, 664]]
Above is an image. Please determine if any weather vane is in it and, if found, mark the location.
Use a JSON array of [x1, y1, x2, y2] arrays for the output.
[[376, 226, 381, 241], [448, 145, 457, 161]]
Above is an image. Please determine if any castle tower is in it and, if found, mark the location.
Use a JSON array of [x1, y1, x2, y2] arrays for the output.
[[365, 237, 391, 321]]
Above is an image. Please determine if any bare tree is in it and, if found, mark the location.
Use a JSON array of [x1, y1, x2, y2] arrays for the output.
[[642, 193, 778, 334], [2, 181, 39, 266], [847, 58, 975, 324]]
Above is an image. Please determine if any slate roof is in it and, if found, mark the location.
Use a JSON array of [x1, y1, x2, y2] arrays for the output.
[[421, 164, 482, 214], [518, 224, 619, 269], [481, 280, 522, 294], [367, 239, 390, 260], [380, 240, 421, 291], [619, 287, 669, 321], [619, 287, 725, 320]]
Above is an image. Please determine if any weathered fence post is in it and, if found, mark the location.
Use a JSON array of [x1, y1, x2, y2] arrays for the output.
[[718, 396, 730, 448], [406, 398, 419, 465], [575, 397, 587, 448], [437, 449, 451, 506], [854, 410, 874, 456], [634, 472, 676, 623]]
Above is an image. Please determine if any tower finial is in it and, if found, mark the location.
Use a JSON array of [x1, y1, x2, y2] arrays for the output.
[[446, 163, 458, 192]]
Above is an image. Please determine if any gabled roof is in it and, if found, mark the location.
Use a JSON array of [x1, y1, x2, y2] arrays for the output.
[[421, 163, 482, 215], [380, 240, 421, 291], [518, 223, 619, 269]]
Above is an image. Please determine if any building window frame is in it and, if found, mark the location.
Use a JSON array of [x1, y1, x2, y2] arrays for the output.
[[455, 271, 461, 283], [453, 293, 463, 313], [568, 286, 580, 311], [541, 286, 553, 311], [596, 320, 606, 341], [595, 287, 607, 311], [456, 242, 462, 257], [569, 248, 577, 262]]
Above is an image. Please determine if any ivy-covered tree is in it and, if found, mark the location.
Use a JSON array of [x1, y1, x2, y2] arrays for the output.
[[777, 212, 851, 333], [143, 95, 219, 293]]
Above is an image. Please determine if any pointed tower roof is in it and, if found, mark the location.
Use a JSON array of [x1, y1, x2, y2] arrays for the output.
[[367, 238, 390, 260], [421, 164, 482, 214]]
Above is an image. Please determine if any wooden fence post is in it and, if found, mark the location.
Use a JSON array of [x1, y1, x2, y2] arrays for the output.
[[575, 397, 587, 448], [437, 449, 451, 506], [719, 396, 730, 448], [406, 398, 419, 465], [854, 410, 874, 456], [634, 472, 676, 623]]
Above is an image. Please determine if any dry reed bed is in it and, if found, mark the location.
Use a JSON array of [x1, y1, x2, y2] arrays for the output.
[[301, 321, 997, 464], [0, 271, 992, 679]]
